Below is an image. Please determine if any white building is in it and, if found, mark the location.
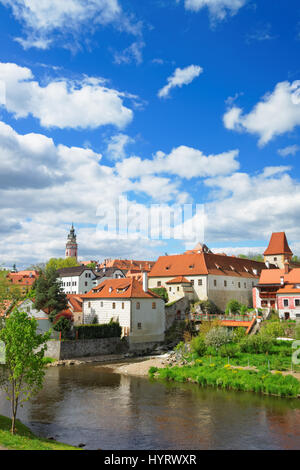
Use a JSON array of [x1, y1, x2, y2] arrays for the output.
[[57, 266, 97, 295], [81, 274, 165, 347], [92, 267, 126, 287]]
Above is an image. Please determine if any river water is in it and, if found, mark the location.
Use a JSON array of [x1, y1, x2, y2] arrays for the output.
[[0, 363, 299, 450]]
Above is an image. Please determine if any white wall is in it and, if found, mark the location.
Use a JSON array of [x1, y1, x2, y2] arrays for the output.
[[60, 269, 95, 294]]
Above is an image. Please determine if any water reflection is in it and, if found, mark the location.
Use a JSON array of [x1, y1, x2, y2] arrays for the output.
[[0, 364, 299, 450]]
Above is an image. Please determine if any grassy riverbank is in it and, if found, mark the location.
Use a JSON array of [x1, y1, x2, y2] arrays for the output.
[[0, 415, 80, 450], [149, 356, 300, 398]]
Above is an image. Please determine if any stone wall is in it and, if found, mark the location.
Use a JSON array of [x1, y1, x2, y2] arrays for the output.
[[165, 297, 191, 329], [44, 337, 126, 360]]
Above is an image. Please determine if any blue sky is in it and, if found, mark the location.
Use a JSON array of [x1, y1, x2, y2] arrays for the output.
[[0, 0, 300, 268]]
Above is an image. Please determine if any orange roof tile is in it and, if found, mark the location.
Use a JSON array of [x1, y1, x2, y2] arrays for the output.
[[263, 232, 293, 256], [149, 253, 268, 279], [67, 294, 83, 313], [81, 278, 161, 300], [259, 267, 300, 285], [166, 276, 192, 284]]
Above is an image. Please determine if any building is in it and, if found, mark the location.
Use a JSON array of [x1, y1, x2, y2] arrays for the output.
[[92, 266, 126, 286], [6, 270, 39, 294], [149, 244, 272, 311], [253, 264, 300, 320], [99, 259, 155, 274], [67, 294, 83, 325], [81, 274, 165, 347], [263, 232, 293, 269], [65, 224, 78, 260], [57, 266, 97, 294]]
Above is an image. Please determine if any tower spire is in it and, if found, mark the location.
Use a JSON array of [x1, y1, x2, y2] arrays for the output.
[[65, 224, 78, 260]]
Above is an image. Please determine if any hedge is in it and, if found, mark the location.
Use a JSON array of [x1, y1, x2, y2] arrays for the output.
[[74, 322, 122, 339]]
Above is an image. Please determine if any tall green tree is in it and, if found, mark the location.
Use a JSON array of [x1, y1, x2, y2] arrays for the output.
[[238, 253, 264, 262], [0, 310, 51, 434], [34, 267, 68, 322], [46, 257, 79, 271], [0, 270, 23, 314]]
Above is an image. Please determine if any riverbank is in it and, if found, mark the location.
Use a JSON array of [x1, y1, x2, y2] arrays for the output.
[[101, 355, 168, 376], [0, 415, 80, 450]]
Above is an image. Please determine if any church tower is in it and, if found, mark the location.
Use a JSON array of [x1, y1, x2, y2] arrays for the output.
[[263, 232, 293, 269], [65, 224, 78, 260]]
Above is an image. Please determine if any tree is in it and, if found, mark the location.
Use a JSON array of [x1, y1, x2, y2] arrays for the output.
[[0, 310, 51, 434], [205, 327, 233, 350], [53, 317, 72, 339], [225, 299, 241, 315], [238, 253, 264, 262], [86, 262, 97, 270], [0, 270, 23, 314], [46, 257, 79, 271], [34, 267, 68, 322], [150, 287, 168, 303]]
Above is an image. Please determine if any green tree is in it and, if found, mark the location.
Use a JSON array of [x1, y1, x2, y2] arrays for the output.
[[86, 262, 97, 270], [150, 287, 168, 303], [53, 317, 72, 339], [0, 310, 51, 434], [0, 270, 23, 314], [205, 327, 233, 350], [225, 299, 241, 315], [238, 253, 264, 262], [46, 257, 79, 271], [34, 267, 68, 322]]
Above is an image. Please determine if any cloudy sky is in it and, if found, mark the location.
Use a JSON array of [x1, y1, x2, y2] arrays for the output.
[[0, 0, 300, 268]]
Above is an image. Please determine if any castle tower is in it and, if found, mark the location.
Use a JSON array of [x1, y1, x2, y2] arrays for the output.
[[264, 232, 293, 269], [65, 224, 78, 260]]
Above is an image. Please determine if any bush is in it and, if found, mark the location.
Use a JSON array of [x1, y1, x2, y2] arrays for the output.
[[225, 299, 241, 315], [233, 327, 247, 343], [205, 327, 233, 350], [150, 287, 168, 303], [218, 343, 239, 358], [190, 335, 206, 356], [261, 321, 285, 339], [239, 334, 274, 354], [74, 322, 122, 339], [295, 324, 300, 340], [53, 317, 71, 339]]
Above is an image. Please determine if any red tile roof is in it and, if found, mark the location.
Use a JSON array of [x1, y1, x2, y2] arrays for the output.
[[166, 276, 192, 284], [67, 294, 83, 313], [99, 259, 155, 272], [81, 278, 161, 300], [149, 253, 268, 279], [263, 232, 293, 256], [258, 267, 300, 285]]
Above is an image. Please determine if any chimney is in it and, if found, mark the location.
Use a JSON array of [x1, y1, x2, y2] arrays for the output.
[[265, 261, 270, 269], [284, 260, 290, 274], [280, 276, 284, 286], [143, 272, 148, 293]]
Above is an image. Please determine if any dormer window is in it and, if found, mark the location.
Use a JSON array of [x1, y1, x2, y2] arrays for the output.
[[165, 266, 171, 270], [189, 264, 195, 269], [230, 266, 235, 271], [244, 267, 248, 272]]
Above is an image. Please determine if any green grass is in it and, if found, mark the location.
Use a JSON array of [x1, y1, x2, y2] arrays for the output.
[[0, 415, 80, 450], [150, 363, 300, 398]]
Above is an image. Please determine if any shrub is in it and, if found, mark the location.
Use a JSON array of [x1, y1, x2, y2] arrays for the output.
[[74, 322, 122, 339], [219, 343, 239, 358], [295, 323, 300, 340], [225, 299, 241, 315], [233, 327, 247, 343], [53, 317, 71, 338], [150, 287, 168, 303], [261, 321, 285, 339], [239, 334, 274, 354], [190, 335, 206, 356], [205, 327, 233, 350]]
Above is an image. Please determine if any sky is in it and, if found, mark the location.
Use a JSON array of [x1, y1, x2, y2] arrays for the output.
[[0, 0, 300, 268]]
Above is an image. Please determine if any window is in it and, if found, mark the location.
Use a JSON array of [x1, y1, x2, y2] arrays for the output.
[[214, 280, 217, 287], [88, 302, 91, 308], [238, 282, 241, 288], [137, 322, 142, 330], [224, 280, 227, 287], [190, 280, 194, 286], [152, 302, 156, 309], [122, 302, 125, 310], [85, 282, 88, 286], [169, 287, 172, 292], [177, 286, 180, 292], [274, 257, 277, 261], [101, 302, 103, 308], [244, 282, 246, 288], [136, 302, 140, 310], [198, 279, 202, 286], [112, 302, 116, 309], [295, 299, 300, 307], [26, 306, 30, 313], [283, 299, 289, 307], [157, 281, 161, 287]]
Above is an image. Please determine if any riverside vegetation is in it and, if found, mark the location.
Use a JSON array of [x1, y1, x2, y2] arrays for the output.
[[149, 314, 300, 398]]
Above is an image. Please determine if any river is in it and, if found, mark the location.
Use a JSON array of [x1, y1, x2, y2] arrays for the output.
[[0, 363, 299, 450]]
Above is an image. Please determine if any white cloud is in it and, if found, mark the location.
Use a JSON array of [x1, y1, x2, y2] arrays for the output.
[[158, 65, 203, 98], [113, 41, 145, 65], [0, 0, 141, 49], [116, 146, 240, 179], [223, 81, 300, 146], [0, 62, 133, 129], [106, 133, 134, 160], [181, 0, 247, 20], [278, 144, 300, 157]]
